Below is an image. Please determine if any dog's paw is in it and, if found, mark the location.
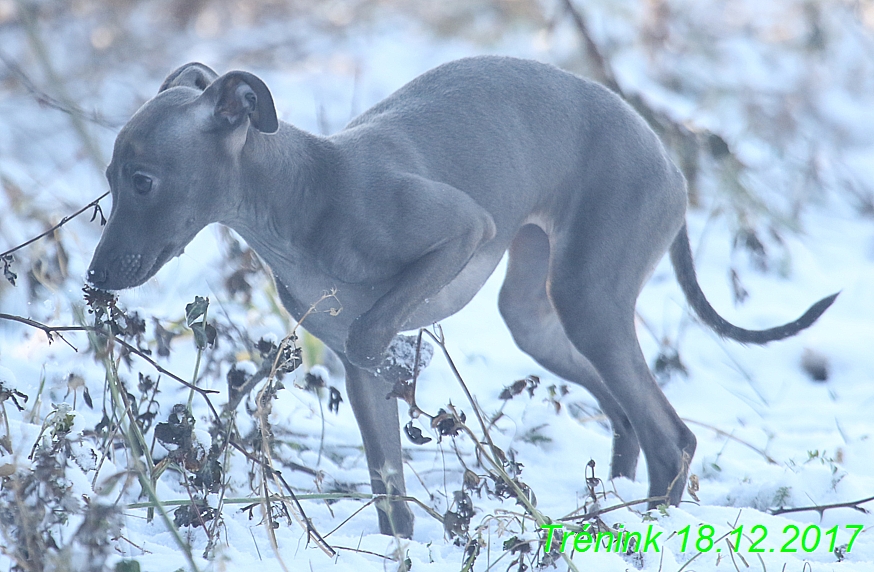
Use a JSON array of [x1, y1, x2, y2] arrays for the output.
[[382, 335, 434, 381], [344, 318, 391, 369]]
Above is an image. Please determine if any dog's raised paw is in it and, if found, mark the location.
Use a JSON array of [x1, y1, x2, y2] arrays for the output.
[[344, 319, 393, 369]]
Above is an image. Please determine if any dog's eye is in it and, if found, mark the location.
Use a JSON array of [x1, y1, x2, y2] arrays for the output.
[[132, 173, 153, 194]]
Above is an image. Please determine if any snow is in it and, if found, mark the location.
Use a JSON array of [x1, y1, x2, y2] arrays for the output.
[[2, 1, 874, 571]]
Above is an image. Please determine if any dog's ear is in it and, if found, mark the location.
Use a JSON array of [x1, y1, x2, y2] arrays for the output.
[[159, 63, 218, 93], [203, 71, 279, 134]]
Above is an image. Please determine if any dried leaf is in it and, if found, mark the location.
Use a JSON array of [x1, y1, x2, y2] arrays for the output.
[[499, 379, 527, 400], [387, 379, 415, 406], [90, 203, 107, 226], [154, 404, 194, 450], [173, 501, 215, 528], [2, 254, 16, 286], [328, 386, 342, 414], [227, 365, 248, 391], [190, 321, 216, 350], [185, 296, 209, 327], [404, 421, 432, 445], [432, 408, 465, 438], [304, 371, 325, 392]]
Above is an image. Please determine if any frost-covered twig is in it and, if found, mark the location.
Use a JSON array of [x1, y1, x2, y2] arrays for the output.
[[0, 313, 220, 405], [0, 191, 109, 262], [0, 312, 81, 350], [559, 494, 670, 523], [770, 494, 874, 517]]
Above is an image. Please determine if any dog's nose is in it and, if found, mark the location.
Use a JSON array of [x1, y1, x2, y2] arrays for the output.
[[87, 267, 107, 286]]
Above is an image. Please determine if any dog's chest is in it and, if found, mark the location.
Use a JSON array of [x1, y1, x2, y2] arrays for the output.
[[267, 258, 388, 348]]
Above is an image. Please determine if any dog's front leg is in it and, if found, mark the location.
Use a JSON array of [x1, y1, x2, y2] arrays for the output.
[[344, 186, 496, 369], [341, 357, 414, 536]]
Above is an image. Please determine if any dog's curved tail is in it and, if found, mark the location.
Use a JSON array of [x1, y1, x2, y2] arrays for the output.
[[670, 224, 838, 344]]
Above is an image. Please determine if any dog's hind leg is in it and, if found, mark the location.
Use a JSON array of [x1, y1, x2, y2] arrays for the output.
[[546, 177, 696, 508], [498, 224, 641, 479]]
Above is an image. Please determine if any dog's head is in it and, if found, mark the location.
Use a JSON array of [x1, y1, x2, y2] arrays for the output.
[[87, 63, 278, 290]]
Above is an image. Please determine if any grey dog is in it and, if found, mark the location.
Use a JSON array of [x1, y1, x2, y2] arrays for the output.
[[88, 56, 835, 537]]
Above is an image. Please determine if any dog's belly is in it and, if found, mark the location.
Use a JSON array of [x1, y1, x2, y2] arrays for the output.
[[267, 233, 513, 351], [271, 250, 501, 351], [402, 247, 505, 330]]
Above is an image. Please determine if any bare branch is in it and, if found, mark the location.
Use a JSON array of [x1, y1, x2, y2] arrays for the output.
[[0, 192, 109, 260], [770, 495, 874, 517], [0, 51, 120, 129], [683, 418, 779, 465], [560, 0, 622, 95], [0, 312, 220, 404]]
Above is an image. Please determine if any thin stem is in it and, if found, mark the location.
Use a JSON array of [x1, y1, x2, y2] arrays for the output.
[[186, 304, 209, 411], [136, 466, 202, 572], [0, 313, 222, 423], [423, 327, 580, 572], [421, 329, 500, 457]]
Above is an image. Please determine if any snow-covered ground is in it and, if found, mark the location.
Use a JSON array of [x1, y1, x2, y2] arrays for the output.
[[1, 1, 874, 570]]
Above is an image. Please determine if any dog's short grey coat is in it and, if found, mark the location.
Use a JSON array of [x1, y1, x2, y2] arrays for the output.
[[88, 56, 835, 537]]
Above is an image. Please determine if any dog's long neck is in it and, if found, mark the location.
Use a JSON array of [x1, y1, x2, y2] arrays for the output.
[[227, 123, 341, 266]]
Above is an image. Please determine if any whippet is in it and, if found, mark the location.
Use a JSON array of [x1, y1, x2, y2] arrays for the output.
[[87, 56, 836, 537]]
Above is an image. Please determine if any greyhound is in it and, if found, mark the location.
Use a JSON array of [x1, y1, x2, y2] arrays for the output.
[[87, 56, 836, 538]]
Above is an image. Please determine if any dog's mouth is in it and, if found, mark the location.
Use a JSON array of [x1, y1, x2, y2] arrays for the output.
[[146, 243, 180, 280], [132, 241, 187, 287], [88, 242, 185, 291]]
